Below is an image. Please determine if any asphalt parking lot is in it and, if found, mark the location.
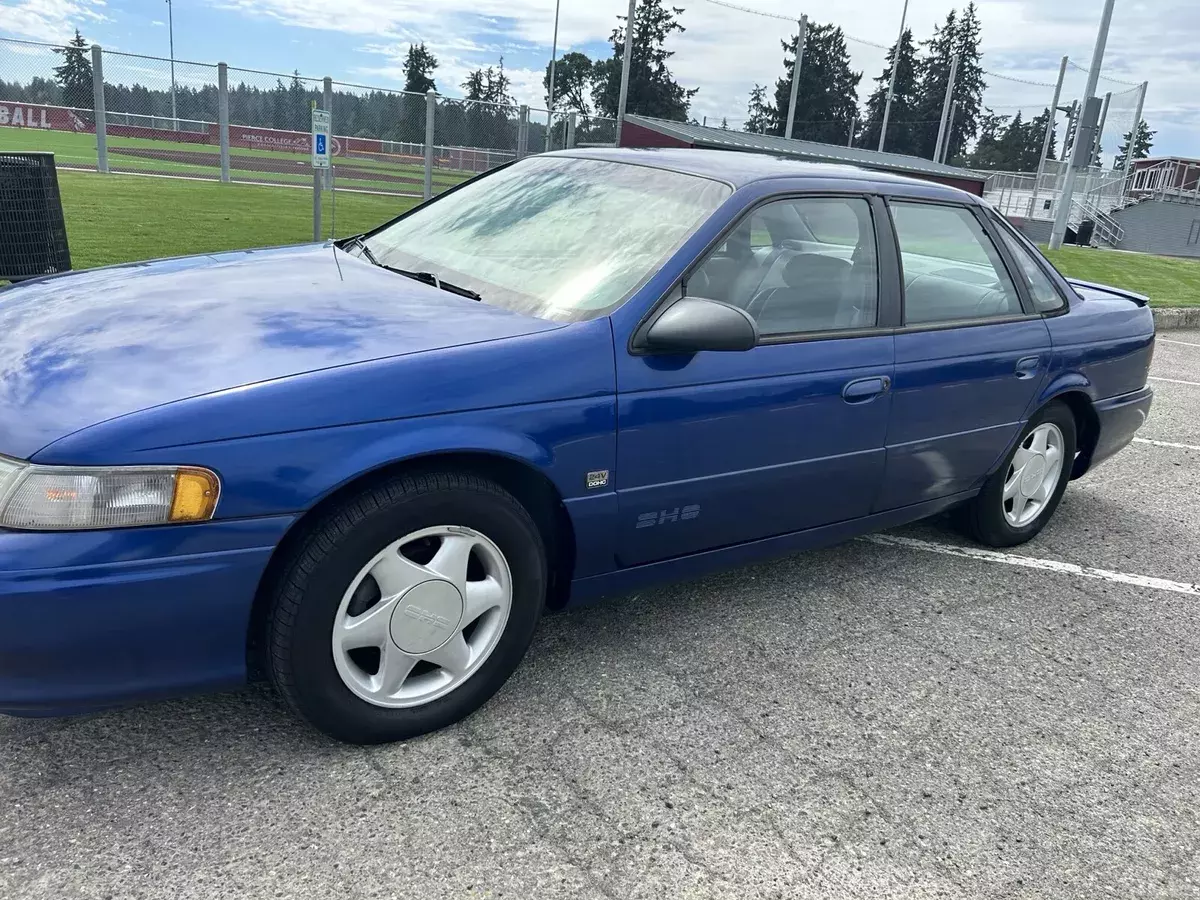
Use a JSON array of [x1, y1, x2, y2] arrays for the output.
[[3, 333, 1200, 900]]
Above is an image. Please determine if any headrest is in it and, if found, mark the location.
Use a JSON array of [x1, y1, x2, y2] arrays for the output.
[[782, 253, 851, 288]]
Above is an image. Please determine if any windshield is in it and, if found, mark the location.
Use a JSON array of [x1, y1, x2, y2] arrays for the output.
[[361, 156, 731, 322]]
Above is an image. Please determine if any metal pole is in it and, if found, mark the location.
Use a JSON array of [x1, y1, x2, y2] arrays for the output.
[[941, 101, 959, 164], [545, 0, 561, 151], [218, 62, 230, 182], [1030, 56, 1068, 216], [615, 0, 637, 146], [312, 100, 322, 241], [784, 15, 808, 141], [167, 0, 177, 130], [91, 45, 108, 173], [424, 90, 436, 201], [567, 112, 577, 149], [323, 77, 333, 194], [1119, 80, 1148, 186], [1093, 90, 1112, 168], [878, 0, 910, 152], [932, 53, 960, 164], [847, 115, 856, 147], [1050, 0, 1117, 250], [517, 105, 529, 157]]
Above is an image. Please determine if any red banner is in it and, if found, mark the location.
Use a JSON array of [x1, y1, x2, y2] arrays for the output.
[[0, 102, 90, 132]]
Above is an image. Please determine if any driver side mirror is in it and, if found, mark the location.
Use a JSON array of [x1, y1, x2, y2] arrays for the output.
[[639, 297, 759, 354]]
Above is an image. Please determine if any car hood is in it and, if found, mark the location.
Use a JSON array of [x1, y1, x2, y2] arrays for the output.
[[0, 244, 559, 457]]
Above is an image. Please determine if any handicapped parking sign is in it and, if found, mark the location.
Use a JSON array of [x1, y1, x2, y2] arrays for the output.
[[311, 107, 331, 169]]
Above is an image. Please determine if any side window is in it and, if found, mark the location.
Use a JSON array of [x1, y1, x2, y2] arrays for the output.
[[890, 202, 1022, 325], [689, 196, 879, 336], [992, 218, 1067, 313]]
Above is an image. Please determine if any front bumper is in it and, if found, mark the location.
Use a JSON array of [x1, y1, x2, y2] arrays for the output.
[[1079, 384, 1154, 476], [0, 516, 293, 717]]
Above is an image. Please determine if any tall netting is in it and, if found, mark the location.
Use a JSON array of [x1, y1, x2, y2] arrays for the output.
[[0, 37, 99, 171], [431, 97, 519, 195], [102, 50, 222, 180]]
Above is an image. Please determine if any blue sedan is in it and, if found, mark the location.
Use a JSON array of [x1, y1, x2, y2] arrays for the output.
[[0, 149, 1153, 743]]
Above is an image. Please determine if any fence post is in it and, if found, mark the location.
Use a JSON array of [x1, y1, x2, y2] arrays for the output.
[[424, 90, 436, 202], [517, 105, 529, 158], [1030, 56, 1067, 218], [218, 63, 230, 183], [323, 77, 333, 193], [567, 112, 577, 148], [847, 116, 856, 148], [91, 45, 108, 173]]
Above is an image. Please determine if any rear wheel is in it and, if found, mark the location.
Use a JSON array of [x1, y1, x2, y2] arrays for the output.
[[266, 472, 546, 744], [957, 401, 1077, 548]]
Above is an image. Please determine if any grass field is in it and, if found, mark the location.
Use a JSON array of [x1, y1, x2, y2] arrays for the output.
[[57, 170, 417, 269], [0, 127, 471, 194], [1043, 246, 1200, 308]]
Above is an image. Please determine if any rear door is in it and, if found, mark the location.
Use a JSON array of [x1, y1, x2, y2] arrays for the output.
[[877, 199, 1053, 511], [614, 193, 898, 567]]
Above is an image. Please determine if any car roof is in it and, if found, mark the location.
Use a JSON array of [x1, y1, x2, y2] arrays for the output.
[[549, 147, 978, 202]]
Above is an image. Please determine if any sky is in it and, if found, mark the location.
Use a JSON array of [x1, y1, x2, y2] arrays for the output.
[[1, 0, 1197, 160]]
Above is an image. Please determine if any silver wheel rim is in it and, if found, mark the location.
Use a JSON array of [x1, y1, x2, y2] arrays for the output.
[[1003, 422, 1065, 528], [331, 525, 512, 709]]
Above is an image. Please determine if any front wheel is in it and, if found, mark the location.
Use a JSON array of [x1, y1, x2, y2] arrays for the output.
[[265, 472, 546, 744], [957, 402, 1077, 548]]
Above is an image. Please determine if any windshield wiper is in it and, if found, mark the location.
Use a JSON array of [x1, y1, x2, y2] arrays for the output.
[[344, 237, 482, 302]]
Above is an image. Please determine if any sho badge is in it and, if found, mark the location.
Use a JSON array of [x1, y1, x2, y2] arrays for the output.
[[636, 505, 701, 528]]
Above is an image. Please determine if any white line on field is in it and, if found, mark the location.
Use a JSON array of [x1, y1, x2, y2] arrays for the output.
[[1134, 437, 1200, 451], [1159, 338, 1200, 348], [861, 534, 1200, 597], [1149, 376, 1200, 387]]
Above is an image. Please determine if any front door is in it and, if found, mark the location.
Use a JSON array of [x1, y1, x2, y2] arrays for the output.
[[614, 194, 896, 567], [877, 199, 1053, 511]]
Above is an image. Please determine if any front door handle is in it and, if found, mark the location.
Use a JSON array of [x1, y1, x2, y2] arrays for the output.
[[1015, 356, 1041, 379], [842, 376, 890, 404]]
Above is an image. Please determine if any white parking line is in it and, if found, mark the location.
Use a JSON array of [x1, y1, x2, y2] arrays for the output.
[[1149, 376, 1200, 387], [1134, 437, 1200, 451], [861, 534, 1200, 597], [1159, 338, 1200, 348]]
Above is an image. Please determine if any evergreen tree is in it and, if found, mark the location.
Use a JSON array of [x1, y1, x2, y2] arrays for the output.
[[592, 0, 697, 121], [859, 28, 919, 155], [1028, 107, 1056, 162], [744, 83, 773, 134], [287, 72, 310, 131], [770, 21, 860, 144], [462, 58, 514, 106], [912, 5, 986, 161], [1115, 119, 1155, 170], [53, 30, 93, 111], [720, 117, 729, 130], [403, 43, 438, 94]]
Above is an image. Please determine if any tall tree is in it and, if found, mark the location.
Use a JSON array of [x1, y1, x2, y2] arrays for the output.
[[402, 43, 438, 94], [462, 58, 514, 106], [912, 5, 986, 161], [592, 0, 697, 122], [287, 72, 310, 131], [859, 28, 919, 155], [1115, 119, 1155, 170], [744, 83, 773, 134], [1028, 107, 1056, 163], [770, 21, 860, 144], [544, 51, 594, 118], [53, 30, 93, 111]]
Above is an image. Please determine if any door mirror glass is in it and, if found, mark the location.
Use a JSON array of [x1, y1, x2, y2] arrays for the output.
[[642, 297, 759, 353]]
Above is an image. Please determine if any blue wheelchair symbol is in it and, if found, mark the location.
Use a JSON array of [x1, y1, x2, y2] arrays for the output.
[[315, 134, 327, 155]]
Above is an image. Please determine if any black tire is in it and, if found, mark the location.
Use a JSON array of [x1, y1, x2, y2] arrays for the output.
[[266, 471, 546, 745], [957, 401, 1077, 548]]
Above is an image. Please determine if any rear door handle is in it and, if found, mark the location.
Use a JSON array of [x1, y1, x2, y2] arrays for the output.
[[1015, 356, 1041, 379], [842, 376, 890, 404]]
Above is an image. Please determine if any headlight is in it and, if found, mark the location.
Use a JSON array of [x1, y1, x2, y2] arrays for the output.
[[0, 457, 220, 530]]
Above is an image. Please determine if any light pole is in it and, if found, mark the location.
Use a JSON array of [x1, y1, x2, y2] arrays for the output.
[[1049, 0, 1118, 250], [878, 0, 910, 152], [615, 0, 637, 146], [166, 0, 178, 130], [545, 0, 561, 151]]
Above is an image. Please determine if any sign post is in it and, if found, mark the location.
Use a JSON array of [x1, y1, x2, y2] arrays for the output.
[[311, 106, 331, 241]]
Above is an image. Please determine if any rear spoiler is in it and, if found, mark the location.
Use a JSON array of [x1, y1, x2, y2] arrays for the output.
[[1066, 278, 1150, 307]]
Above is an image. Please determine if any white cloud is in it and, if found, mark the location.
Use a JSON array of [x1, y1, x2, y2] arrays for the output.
[[0, 0, 107, 43]]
